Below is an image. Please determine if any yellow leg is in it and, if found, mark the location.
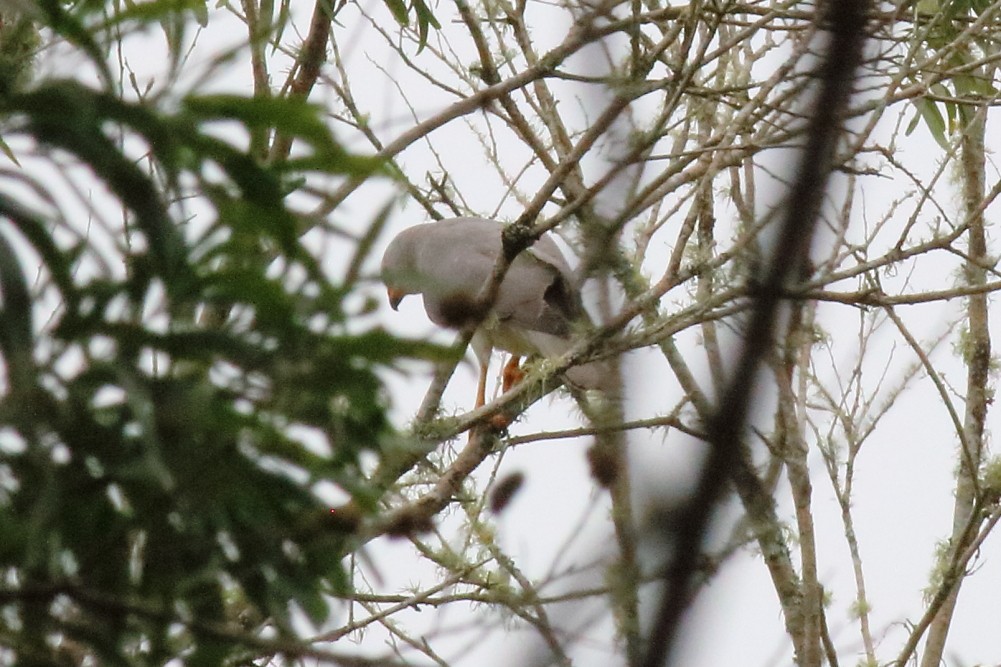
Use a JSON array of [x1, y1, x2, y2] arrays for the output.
[[501, 355, 523, 393], [475, 358, 489, 409], [476, 354, 514, 431]]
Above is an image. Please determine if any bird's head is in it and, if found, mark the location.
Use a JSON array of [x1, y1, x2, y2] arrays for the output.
[[381, 227, 423, 310]]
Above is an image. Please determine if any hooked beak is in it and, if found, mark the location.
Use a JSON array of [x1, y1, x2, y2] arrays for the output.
[[387, 287, 405, 311]]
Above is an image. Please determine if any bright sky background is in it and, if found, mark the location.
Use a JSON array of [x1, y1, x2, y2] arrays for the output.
[[330, 7, 1001, 666], [24, 0, 1001, 665]]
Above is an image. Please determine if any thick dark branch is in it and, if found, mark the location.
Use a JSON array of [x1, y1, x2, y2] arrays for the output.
[[640, 2, 872, 665]]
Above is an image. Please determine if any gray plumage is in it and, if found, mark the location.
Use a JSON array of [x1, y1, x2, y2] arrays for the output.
[[381, 217, 602, 392]]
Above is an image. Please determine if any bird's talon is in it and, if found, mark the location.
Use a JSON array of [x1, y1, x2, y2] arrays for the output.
[[501, 356, 524, 393], [487, 411, 513, 431]]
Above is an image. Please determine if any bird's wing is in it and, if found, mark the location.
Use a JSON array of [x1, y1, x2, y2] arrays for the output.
[[525, 233, 576, 285], [494, 254, 579, 338], [401, 217, 583, 339]]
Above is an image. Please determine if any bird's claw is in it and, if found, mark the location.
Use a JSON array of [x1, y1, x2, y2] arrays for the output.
[[487, 411, 513, 431], [501, 356, 524, 393]]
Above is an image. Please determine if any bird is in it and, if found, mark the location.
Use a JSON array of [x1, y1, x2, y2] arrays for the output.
[[380, 216, 603, 409]]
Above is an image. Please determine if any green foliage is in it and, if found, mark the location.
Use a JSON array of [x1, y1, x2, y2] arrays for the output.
[[905, 0, 999, 146], [0, 30, 439, 667], [381, 0, 441, 51]]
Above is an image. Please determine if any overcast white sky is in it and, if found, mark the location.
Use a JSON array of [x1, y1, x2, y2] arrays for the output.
[[25, 0, 1001, 664], [331, 7, 1001, 665]]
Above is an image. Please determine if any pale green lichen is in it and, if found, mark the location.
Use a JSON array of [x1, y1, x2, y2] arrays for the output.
[[981, 455, 1001, 502]]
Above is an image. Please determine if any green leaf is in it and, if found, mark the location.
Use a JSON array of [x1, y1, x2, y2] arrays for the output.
[[0, 231, 34, 395], [0, 136, 21, 165], [0, 197, 78, 314], [184, 94, 384, 176], [100, 0, 207, 28], [379, 0, 442, 52], [382, 0, 409, 24], [412, 0, 441, 52], [907, 97, 949, 150], [185, 95, 331, 144]]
